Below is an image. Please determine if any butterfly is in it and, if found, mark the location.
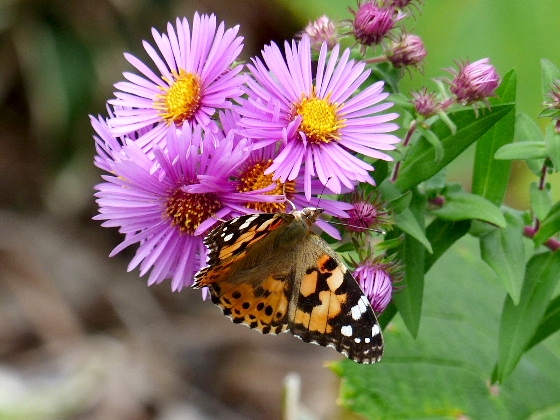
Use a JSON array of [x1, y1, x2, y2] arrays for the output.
[[193, 207, 384, 363]]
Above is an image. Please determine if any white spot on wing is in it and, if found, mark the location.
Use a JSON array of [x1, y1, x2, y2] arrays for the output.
[[238, 215, 258, 230], [358, 295, 369, 312], [351, 296, 370, 320], [354, 337, 361, 343], [223, 233, 234, 242], [372, 324, 381, 337], [341, 325, 353, 337], [365, 337, 371, 344]]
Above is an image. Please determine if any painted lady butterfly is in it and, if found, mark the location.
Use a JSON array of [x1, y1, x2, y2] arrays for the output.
[[193, 207, 384, 363]]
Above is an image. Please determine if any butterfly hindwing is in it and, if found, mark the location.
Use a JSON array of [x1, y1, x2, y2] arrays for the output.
[[207, 273, 292, 334], [195, 213, 294, 334]]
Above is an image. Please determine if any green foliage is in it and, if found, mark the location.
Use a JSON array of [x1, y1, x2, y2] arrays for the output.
[[480, 212, 525, 305], [332, 237, 560, 420], [394, 104, 514, 192], [497, 252, 560, 381]]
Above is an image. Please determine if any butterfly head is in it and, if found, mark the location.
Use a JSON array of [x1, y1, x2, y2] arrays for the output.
[[297, 207, 324, 226]]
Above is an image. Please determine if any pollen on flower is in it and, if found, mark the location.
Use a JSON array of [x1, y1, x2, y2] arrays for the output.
[[238, 159, 296, 212], [155, 69, 202, 125], [293, 94, 345, 144], [165, 188, 220, 234]]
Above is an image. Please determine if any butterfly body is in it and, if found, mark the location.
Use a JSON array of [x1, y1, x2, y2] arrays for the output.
[[193, 207, 384, 363]]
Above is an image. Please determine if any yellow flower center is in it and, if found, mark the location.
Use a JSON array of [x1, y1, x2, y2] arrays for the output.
[[294, 93, 344, 144], [238, 159, 296, 213], [165, 188, 220, 234], [155, 69, 202, 125]]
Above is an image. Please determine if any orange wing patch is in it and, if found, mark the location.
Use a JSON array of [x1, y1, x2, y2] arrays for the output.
[[291, 255, 347, 335], [208, 274, 292, 335]]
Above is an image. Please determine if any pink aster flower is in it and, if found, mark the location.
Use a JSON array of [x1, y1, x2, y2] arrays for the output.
[[91, 106, 158, 171], [108, 13, 245, 151], [411, 87, 440, 117], [94, 125, 281, 291], [92, 113, 124, 173], [209, 109, 353, 238], [239, 36, 400, 200]]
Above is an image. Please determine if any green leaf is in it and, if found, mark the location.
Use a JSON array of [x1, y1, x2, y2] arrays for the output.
[[545, 123, 560, 172], [430, 192, 507, 227], [533, 201, 560, 246], [539, 108, 560, 119], [388, 190, 412, 214], [494, 141, 549, 160], [376, 302, 397, 329], [530, 182, 552, 221], [526, 294, 560, 351], [333, 242, 356, 253], [480, 212, 525, 304], [514, 113, 545, 176], [472, 70, 516, 206], [424, 218, 471, 272], [541, 59, 560, 100], [374, 237, 402, 252], [378, 180, 432, 252], [371, 158, 389, 184], [391, 190, 426, 338], [497, 251, 560, 381], [394, 103, 514, 191], [418, 125, 444, 162]]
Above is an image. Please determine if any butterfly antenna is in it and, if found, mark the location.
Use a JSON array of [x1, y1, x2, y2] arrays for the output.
[[327, 220, 387, 235], [314, 176, 332, 209]]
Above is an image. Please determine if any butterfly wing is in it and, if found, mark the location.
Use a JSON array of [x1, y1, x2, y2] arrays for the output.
[[194, 210, 384, 363], [288, 234, 384, 364], [194, 213, 296, 335]]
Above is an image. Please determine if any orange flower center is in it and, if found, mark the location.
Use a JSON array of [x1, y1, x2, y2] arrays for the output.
[[238, 159, 296, 213], [165, 188, 220, 234]]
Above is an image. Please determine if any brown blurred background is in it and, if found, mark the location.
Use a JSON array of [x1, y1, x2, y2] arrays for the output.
[[0, 1, 348, 419]]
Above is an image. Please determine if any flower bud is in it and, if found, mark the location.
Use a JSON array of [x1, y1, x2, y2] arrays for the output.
[[411, 87, 440, 117], [387, 33, 427, 68], [448, 58, 500, 105], [301, 15, 338, 51], [353, 257, 401, 313], [350, 1, 401, 47], [346, 192, 391, 233]]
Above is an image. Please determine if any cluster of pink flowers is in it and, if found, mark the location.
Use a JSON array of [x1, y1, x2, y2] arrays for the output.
[[92, 12, 400, 311]]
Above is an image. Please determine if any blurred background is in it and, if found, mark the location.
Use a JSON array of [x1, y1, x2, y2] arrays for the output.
[[1, 1, 560, 418]]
